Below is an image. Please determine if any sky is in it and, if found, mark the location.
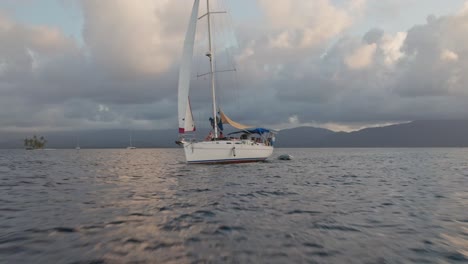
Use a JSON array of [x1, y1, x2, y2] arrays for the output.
[[0, 0, 467, 132]]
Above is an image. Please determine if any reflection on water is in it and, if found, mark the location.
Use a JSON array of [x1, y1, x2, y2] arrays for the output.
[[0, 148, 467, 263], [441, 190, 468, 260]]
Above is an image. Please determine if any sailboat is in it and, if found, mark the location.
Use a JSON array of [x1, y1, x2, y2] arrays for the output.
[[176, 0, 276, 164], [75, 135, 80, 150], [127, 130, 136, 149]]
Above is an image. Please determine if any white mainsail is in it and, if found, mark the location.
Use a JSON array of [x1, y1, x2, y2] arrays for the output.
[[178, 0, 200, 133]]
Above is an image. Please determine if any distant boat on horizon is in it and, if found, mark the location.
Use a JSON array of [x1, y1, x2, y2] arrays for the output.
[[76, 136, 81, 150], [127, 130, 136, 149]]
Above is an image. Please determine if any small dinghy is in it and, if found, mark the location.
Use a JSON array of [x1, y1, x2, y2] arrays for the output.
[[278, 154, 293, 160]]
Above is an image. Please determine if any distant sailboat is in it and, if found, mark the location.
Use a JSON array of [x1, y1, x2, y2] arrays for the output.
[[176, 0, 276, 164], [127, 130, 136, 149], [75, 136, 80, 150]]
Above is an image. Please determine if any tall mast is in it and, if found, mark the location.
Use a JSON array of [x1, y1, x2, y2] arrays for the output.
[[206, 0, 218, 138]]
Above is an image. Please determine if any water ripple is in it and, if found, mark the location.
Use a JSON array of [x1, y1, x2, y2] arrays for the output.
[[0, 148, 467, 263]]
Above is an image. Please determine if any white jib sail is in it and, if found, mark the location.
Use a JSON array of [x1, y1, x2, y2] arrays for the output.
[[178, 0, 200, 133]]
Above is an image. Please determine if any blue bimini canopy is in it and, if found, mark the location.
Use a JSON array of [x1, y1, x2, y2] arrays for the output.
[[229, 128, 271, 135]]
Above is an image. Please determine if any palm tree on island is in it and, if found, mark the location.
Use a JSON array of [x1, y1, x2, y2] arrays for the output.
[[24, 135, 47, 150]]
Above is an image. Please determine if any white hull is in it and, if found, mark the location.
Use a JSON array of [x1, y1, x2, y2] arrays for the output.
[[182, 140, 273, 164]]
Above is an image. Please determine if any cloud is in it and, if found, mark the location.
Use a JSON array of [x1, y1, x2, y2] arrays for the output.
[[380, 32, 407, 66], [393, 8, 468, 98], [440, 49, 459, 62], [460, 1, 468, 14], [235, 1, 468, 126], [1, 0, 468, 133], [288, 115, 300, 125], [257, 0, 353, 49], [81, 0, 188, 76], [345, 43, 377, 69], [0, 13, 77, 78], [0, 9, 181, 131]]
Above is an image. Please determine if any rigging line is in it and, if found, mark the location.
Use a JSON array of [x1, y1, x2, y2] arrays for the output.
[[225, 0, 239, 50], [233, 59, 241, 112], [223, 9, 239, 112], [194, 3, 206, 82], [211, 6, 222, 109], [193, 27, 202, 81], [198, 11, 226, 20], [222, 0, 241, 112], [220, 1, 231, 106], [218, 0, 235, 109], [197, 69, 236, 78]]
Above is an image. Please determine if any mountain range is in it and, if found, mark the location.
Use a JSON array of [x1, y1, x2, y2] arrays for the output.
[[1, 120, 468, 149], [275, 120, 468, 147]]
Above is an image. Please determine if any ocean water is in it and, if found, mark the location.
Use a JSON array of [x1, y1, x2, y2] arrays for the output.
[[0, 148, 467, 263]]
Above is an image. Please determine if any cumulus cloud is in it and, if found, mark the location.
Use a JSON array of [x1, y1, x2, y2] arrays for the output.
[[238, 0, 468, 126], [288, 115, 300, 125], [0, 7, 183, 132], [460, 1, 468, 14], [345, 43, 377, 69], [258, 0, 353, 49], [81, 0, 187, 76], [1, 0, 468, 133], [0, 13, 77, 78], [380, 32, 407, 66], [440, 49, 459, 62], [393, 8, 468, 98]]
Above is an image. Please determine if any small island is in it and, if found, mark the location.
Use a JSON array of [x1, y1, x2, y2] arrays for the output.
[[24, 135, 47, 150]]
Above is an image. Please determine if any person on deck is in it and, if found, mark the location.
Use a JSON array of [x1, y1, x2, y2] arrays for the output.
[[205, 131, 213, 141]]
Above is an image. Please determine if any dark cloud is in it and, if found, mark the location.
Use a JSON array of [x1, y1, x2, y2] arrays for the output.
[[363, 28, 384, 44], [394, 11, 468, 98]]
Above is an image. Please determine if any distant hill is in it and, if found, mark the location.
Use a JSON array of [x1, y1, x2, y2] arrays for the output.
[[274, 126, 334, 147], [1, 120, 468, 148], [318, 120, 468, 147]]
